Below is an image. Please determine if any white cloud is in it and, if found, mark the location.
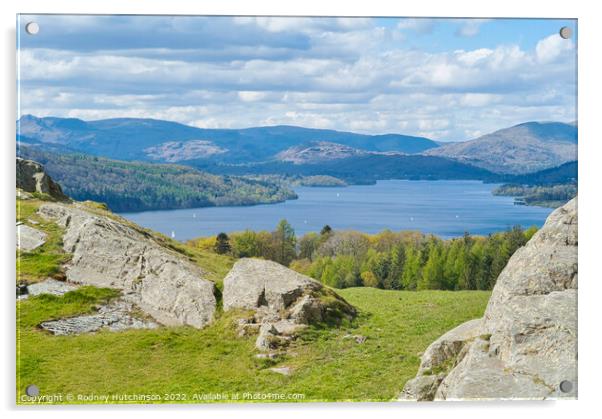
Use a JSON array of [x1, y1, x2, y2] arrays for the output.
[[459, 93, 501, 107], [238, 91, 269, 102], [455, 19, 491, 37], [17, 18, 577, 141], [536, 34, 574, 63]]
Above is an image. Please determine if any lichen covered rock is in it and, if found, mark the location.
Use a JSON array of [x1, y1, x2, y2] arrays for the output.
[[38, 202, 216, 329], [223, 258, 356, 350], [400, 198, 578, 401]]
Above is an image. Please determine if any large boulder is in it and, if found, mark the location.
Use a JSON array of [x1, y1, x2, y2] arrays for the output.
[[223, 258, 356, 350], [224, 258, 322, 312], [17, 158, 68, 201], [38, 202, 216, 329], [400, 197, 578, 400]]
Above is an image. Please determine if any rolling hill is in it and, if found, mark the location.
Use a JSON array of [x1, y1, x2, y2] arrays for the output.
[[195, 154, 498, 184]]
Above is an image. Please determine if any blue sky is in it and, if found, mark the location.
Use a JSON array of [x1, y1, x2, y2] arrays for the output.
[[17, 15, 577, 141]]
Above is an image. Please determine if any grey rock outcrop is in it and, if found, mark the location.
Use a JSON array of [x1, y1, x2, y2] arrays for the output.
[[223, 258, 356, 351], [17, 224, 47, 251], [401, 197, 577, 401], [17, 158, 68, 201], [38, 202, 216, 329]]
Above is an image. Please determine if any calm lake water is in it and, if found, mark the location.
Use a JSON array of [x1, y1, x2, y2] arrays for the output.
[[120, 180, 554, 241]]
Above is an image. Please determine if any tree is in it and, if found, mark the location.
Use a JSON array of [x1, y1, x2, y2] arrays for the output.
[[272, 219, 297, 266], [384, 244, 405, 290], [401, 245, 421, 290], [298, 232, 320, 260], [360, 271, 379, 288], [443, 239, 462, 290], [320, 225, 333, 236], [419, 239, 445, 290], [318, 231, 370, 259], [214, 232, 231, 255], [361, 249, 390, 288], [230, 230, 259, 257]]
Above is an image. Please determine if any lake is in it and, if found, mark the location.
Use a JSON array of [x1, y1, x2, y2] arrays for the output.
[[120, 180, 554, 241]]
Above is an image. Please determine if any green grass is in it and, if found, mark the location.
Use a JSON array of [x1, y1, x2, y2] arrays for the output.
[[17, 287, 490, 404], [17, 199, 70, 284]]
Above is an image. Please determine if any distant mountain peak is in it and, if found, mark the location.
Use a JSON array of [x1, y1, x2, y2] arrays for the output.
[[424, 121, 577, 174]]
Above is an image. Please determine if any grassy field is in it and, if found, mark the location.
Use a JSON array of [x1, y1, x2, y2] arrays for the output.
[[17, 287, 489, 404]]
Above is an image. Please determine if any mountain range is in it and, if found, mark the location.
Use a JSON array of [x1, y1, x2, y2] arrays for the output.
[[17, 115, 577, 176], [17, 115, 438, 164]]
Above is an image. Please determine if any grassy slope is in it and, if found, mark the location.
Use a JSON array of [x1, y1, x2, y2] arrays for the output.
[[18, 287, 489, 404], [17, 198, 70, 284]]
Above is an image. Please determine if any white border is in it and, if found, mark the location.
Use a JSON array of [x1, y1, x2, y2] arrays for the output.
[[2, 1, 601, 418]]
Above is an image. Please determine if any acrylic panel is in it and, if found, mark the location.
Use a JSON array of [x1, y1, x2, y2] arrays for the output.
[[16, 15, 578, 404]]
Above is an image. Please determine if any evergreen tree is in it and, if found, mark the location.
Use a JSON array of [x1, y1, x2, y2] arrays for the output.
[[420, 240, 445, 290], [320, 225, 333, 236], [401, 246, 421, 290], [385, 244, 405, 290], [443, 239, 462, 289], [214, 232, 231, 255]]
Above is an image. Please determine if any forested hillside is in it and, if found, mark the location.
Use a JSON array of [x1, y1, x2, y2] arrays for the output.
[[18, 147, 296, 212], [193, 154, 498, 184], [492, 161, 577, 208]]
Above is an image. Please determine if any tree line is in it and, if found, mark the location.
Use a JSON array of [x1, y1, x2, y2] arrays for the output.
[[193, 221, 538, 291]]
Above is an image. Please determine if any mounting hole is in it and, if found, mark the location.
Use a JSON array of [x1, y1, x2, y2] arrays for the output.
[[559, 26, 572, 40], [25, 384, 40, 397], [25, 22, 39, 35], [559, 380, 573, 393]]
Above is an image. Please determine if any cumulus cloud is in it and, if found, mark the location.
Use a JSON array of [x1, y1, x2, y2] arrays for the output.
[[17, 15, 577, 141], [536, 34, 574, 63]]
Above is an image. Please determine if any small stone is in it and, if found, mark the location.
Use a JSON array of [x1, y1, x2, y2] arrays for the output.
[[355, 335, 367, 344], [269, 366, 292, 376], [255, 352, 280, 360], [27, 279, 79, 297]]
